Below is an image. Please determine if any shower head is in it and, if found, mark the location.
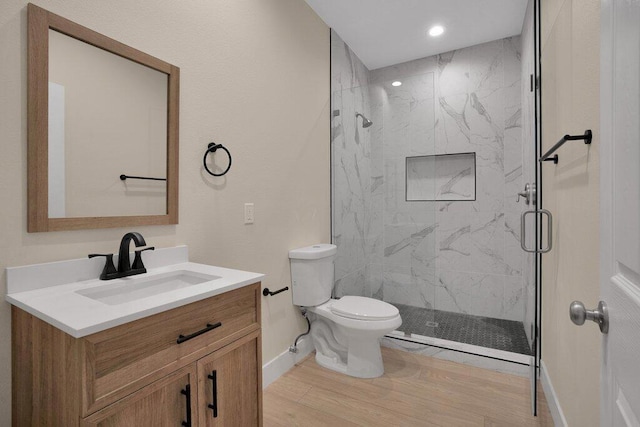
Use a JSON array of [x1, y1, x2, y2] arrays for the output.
[[356, 112, 373, 128]]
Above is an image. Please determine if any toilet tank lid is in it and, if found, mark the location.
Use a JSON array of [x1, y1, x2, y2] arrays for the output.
[[289, 244, 337, 260]]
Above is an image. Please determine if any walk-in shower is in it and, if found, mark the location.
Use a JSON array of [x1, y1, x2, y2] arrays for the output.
[[323, 0, 544, 415], [330, 1, 539, 366]]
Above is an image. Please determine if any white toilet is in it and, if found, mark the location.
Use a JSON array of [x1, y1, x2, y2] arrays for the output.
[[289, 244, 402, 378]]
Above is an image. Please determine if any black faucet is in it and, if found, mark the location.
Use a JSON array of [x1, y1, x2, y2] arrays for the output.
[[89, 232, 155, 280]]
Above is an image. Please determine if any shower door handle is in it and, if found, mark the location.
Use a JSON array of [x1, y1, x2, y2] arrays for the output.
[[521, 209, 552, 253]]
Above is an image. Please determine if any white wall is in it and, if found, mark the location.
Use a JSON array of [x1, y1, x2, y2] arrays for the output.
[[0, 0, 330, 423]]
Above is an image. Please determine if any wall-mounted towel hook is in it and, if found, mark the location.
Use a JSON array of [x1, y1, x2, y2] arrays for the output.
[[203, 142, 232, 176]]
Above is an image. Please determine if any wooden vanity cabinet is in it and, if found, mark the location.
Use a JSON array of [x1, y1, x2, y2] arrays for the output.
[[12, 283, 263, 427]]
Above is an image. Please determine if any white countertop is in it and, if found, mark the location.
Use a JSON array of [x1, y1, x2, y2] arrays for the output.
[[5, 247, 264, 338]]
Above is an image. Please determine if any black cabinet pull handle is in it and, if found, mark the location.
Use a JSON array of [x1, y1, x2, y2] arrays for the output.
[[176, 322, 222, 344], [207, 370, 218, 418], [181, 384, 192, 427]]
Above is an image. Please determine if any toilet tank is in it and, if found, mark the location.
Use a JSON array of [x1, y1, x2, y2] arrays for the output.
[[288, 244, 337, 307]]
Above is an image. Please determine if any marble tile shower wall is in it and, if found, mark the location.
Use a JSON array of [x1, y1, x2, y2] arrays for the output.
[[330, 31, 383, 298], [370, 36, 525, 322]]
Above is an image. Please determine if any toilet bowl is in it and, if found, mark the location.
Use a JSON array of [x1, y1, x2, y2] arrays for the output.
[[307, 296, 402, 378], [288, 243, 402, 379]]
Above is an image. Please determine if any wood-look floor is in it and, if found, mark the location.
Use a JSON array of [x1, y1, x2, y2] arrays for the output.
[[264, 347, 553, 426]]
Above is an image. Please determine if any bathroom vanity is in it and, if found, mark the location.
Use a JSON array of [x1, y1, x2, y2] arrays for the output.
[[7, 246, 264, 426]]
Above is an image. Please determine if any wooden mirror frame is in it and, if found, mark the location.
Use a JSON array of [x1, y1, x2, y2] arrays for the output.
[[27, 4, 179, 232]]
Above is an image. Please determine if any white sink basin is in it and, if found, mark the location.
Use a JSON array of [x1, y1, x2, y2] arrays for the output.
[[76, 270, 221, 305], [6, 246, 265, 337]]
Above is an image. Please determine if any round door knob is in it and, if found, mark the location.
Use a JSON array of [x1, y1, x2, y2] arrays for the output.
[[569, 301, 587, 325], [569, 300, 609, 334]]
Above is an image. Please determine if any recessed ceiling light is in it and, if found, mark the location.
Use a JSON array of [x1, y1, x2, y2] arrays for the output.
[[429, 25, 445, 37], [391, 81, 402, 87]]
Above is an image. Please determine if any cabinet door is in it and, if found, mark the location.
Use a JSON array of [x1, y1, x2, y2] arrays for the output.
[[82, 365, 196, 427], [197, 331, 262, 427]]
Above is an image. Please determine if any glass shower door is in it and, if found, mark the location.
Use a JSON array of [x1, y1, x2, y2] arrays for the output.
[[519, 0, 542, 415]]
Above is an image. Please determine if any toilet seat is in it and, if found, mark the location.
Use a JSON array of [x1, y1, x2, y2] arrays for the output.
[[308, 299, 402, 332], [330, 296, 399, 321]]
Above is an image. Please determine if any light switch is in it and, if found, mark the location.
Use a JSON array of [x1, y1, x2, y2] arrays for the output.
[[244, 203, 254, 224]]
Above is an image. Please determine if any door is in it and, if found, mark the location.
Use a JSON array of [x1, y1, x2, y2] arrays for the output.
[[197, 331, 261, 427], [82, 365, 195, 427], [600, 0, 640, 425]]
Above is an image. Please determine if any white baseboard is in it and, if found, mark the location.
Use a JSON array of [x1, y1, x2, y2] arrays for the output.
[[262, 336, 313, 389], [540, 360, 568, 427]]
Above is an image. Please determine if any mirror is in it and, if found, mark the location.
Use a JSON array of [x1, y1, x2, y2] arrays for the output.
[[27, 4, 179, 232]]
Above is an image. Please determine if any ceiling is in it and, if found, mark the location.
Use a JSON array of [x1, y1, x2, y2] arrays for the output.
[[304, 0, 529, 70]]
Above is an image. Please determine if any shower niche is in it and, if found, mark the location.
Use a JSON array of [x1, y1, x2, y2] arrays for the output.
[[406, 152, 476, 201]]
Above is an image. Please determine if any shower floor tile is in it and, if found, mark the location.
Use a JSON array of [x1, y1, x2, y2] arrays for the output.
[[394, 304, 532, 355]]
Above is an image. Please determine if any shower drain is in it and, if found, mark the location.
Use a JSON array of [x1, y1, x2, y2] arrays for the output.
[[425, 321, 439, 328]]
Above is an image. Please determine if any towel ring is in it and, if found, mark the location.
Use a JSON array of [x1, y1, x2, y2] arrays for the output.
[[203, 142, 232, 177]]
